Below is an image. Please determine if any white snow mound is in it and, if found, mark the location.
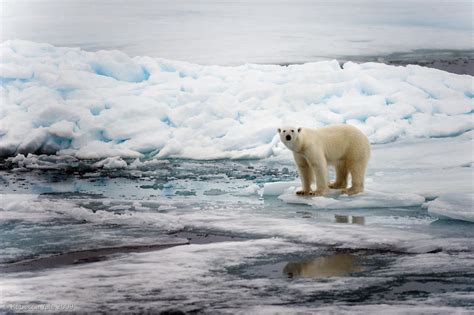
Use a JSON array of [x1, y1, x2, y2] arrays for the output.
[[1, 40, 473, 159]]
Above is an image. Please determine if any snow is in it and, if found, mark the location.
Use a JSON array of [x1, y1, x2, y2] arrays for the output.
[[1, 41, 473, 160], [428, 193, 474, 223]]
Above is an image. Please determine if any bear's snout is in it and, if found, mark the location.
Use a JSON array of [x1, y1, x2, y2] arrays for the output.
[[286, 135, 292, 141]]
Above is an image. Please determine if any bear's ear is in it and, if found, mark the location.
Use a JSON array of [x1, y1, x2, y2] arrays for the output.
[[277, 128, 281, 133], [297, 127, 302, 133]]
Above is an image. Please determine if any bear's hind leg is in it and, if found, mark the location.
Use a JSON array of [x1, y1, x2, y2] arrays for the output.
[[343, 159, 367, 195], [329, 161, 348, 189]]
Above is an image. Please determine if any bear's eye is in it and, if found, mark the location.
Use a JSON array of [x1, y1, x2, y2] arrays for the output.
[[291, 130, 294, 132], [283, 130, 286, 132]]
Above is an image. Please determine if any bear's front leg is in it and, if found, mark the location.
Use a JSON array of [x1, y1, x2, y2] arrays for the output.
[[294, 153, 314, 196], [308, 152, 329, 196]]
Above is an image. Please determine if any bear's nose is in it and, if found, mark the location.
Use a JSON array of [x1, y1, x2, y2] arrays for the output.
[[286, 135, 291, 141]]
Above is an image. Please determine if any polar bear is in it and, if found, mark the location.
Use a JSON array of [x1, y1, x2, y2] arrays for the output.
[[278, 125, 370, 196]]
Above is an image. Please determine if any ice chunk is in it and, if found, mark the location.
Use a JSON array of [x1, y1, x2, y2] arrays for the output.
[[16, 129, 49, 154], [233, 184, 261, 196], [263, 181, 299, 196], [203, 189, 227, 196], [93, 156, 127, 169], [88, 50, 149, 82], [428, 193, 474, 223], [48, 120, 76, 139], [278, 188, 425, 209]]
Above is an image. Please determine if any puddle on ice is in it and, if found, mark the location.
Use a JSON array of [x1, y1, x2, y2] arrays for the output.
[[233, 249, 387, 281], [0, 241, 188, 273], [283, 253, 363, 279], [381, 277, 474, 301], [0, 231, 249, 273], [169, 231, 250, 245]]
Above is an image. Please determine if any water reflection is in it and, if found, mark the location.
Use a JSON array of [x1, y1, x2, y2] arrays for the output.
[[283, 253, 362, 278], [335, 215, 365, 225]]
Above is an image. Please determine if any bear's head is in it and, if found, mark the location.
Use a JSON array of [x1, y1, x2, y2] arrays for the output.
[[278, 127, 302, 152]]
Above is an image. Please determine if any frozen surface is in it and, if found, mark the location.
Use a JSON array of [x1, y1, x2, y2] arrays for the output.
[[0, 239, 393, 312], [0, 35, 473, 312], [1, 0, 472, 65], [1, 151, 473, 312], [1, 41, 473, 159], [278, 189, 425, 209], [2, 237, 472, 313], [1, 161, 473, 312], [428, 193, 474, 223]]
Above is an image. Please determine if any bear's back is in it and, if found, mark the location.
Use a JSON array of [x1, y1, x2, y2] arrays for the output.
[[317, 124, 368, 143], [311, 124, 370, 160]]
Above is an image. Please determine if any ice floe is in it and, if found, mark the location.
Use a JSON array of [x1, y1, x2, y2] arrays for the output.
[[428, 193, 474, 223], [264, 182, 426, 209], [278, 188, 425, 210]]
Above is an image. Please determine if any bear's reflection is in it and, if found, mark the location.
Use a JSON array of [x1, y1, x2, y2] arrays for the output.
[[335, 215, 365, 225], [283, 253, 362, 278]]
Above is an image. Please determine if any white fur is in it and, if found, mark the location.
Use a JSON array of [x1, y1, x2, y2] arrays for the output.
[[278, 125, 370, 196]]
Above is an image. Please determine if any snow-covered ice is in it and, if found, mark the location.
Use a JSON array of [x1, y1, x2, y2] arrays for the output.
[[278, 189, 425, 209], [0, 239, 388, 312], [92, 156, 127, 169], [1, 41, 473, 159], [428, 193, 474, 223], [1, 39, 473, 312]]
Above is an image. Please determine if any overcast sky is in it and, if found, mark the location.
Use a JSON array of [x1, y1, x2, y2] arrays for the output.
[[1, 0, 472, 64]]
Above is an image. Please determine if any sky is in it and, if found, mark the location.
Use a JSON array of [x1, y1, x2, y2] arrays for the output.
[[1, 0, 473, 65]]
